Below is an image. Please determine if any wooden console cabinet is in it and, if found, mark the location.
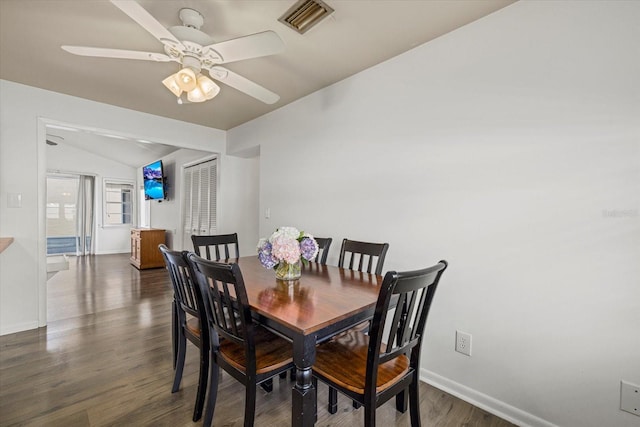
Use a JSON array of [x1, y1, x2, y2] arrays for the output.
[[130, 228, 166, 269]]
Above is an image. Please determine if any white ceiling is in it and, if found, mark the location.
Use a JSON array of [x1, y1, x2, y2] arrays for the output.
[[45, 125, 184, 168], [1, 0, 515, 132]]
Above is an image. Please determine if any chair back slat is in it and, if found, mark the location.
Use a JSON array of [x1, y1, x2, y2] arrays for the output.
[[366, 261, 448, 391], [206, 275, 243, 342], [191, 233, 240, 261], [314, 237, 332, 265], [399, 288, 421, 345], [160, 244, 203, 318], [188, 254, 257, 373], [338, 239, 389, 275], [384, 293, 405, 352]]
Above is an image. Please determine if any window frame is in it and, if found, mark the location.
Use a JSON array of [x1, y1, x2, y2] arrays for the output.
[[103, 178, 135, 227]]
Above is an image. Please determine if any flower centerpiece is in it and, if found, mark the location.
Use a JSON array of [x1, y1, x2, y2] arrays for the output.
[[257, 227, 319, 281]]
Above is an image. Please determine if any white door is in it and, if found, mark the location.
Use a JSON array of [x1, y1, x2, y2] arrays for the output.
[[182, 158, 217, 250]]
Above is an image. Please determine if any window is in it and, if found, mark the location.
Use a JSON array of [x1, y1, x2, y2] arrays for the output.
[[104, 180, 134, 226]]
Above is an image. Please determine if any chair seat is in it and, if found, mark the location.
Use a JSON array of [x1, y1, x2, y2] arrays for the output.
[[219, 325, 293, 374], [186, 317, 201, 338], [313, 330, 409, 394]]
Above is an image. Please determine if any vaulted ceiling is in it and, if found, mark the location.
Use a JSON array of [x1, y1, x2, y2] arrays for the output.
[[1, 0, 514, 132]]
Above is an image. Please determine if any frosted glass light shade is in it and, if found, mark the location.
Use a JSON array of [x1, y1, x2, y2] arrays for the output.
[[197, 75, 220, 100], [162, 74, 182, 97], [187, 86, 206, 103], [163, 70, 220, 103], [176, 67, 197, 92]]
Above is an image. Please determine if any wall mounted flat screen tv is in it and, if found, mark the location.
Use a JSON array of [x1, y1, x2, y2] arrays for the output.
[[142, 160, 165, 200]]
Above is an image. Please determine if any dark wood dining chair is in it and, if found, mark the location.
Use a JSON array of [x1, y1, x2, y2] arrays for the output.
[[191, 233, 240, 261], [159, 244, 209, 422], [338, 238, 389, 275], [313, 260, 448, 425], [314, 237, 332, 265], [188, 253, 295, 427], [333, 238, 391, 408]]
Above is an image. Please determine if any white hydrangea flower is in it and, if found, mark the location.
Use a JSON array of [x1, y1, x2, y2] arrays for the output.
[[269, 226, 300, 243]]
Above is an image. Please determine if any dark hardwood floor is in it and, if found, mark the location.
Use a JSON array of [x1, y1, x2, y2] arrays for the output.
[[0, 254, 515, 427]]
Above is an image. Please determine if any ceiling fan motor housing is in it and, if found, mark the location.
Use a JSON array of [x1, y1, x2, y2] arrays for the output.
[[179, 8, 204, 29], [181, 55, 202, 74], [166, 19, 221, 65]]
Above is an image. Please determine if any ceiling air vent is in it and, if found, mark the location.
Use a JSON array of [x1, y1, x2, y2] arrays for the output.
[[279, 0, 334, 34], [46, 135, 63, 146]]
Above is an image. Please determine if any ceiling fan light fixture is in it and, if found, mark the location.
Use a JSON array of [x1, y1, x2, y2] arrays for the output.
[[198, 75, 220, 100], [162, 74, 182, 97], [164, 72, 220, 103], [176, 67, 197, 92], [187, 86, 206, 103], [62, 2, 284, 106]]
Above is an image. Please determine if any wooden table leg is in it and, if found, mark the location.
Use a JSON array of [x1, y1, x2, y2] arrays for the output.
[[292, 335, 316, 427]]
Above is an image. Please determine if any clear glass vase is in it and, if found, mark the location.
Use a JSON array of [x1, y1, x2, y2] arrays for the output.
[[275, 259, 302, 281]]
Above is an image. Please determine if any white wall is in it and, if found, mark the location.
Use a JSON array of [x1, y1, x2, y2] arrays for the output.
[[0, 80, 226, 334], [228, 2, 640, 427], [46, 139, 137, 254], [217, 155, 260, 256]]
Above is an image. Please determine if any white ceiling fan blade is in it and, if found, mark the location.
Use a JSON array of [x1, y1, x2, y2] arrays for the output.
[[110, 0, 184, 50], [208, 66, 280, 104], [62, 46, 172, 62], [204, 31, 284, 64], [61, 45, 170, 62]]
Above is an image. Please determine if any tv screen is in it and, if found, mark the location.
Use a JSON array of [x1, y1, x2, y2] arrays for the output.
[[143, 160, 165, 200]]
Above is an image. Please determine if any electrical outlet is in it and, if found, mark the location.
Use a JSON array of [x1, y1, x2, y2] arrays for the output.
[[455, 330, 472, 356], [621, 380, 640, 417]]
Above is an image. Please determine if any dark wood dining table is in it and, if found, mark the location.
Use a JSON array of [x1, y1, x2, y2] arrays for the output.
[[232, 256, 383, 427]]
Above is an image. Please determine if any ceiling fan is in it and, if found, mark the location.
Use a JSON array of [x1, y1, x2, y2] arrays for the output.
[[62, 0, 284, 104]]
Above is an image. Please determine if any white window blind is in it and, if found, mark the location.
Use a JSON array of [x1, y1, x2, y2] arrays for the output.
[[183, 159, 217, 236]]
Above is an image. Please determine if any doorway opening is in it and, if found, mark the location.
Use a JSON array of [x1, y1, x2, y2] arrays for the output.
[[46, 174, 95, 256]]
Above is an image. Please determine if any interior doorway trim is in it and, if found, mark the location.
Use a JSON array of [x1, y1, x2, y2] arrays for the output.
[[36, 117, 196, 327]]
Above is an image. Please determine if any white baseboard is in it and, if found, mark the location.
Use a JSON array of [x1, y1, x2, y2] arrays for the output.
[[0, 320, 39, 336], [420, 369, 558, 427], [94, 249, 130, 255]]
